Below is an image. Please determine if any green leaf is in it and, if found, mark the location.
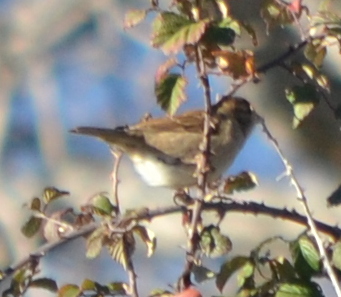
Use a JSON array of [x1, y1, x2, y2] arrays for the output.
[[107, 233, 135, 270], [275, 282, 323, 297], [200, 225, 232, 258], [218, 17, 241, 35], [285, 84, 319, 128], [304, 41, 326, 68], [86, 227, 106, 259], [332, 240, 341, 271], [261, 0, 294, 33], [223, 171, 258, 194], [58, 284, 81, 297], [290, 235, 321, 279], [133, 225, 157, 257], [327, 184, 341, 206], [201, 26, 235, 46], [192, 265, 216, 283], [43, 187, 69, 203], [155, 73, 187, 115], [107, 282, 127, 294], [91, 193, 114, 216], [216, 256, 250, 292], [152, 12, 207, 54], [81, 279, 96, 291], [29, 278, 58, 292], [124, 9, 147, 29], [237, 260, 255, 287], [269, 257, 297, 282], [21, 216, 42, 238]]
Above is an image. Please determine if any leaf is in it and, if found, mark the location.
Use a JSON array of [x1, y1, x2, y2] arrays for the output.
[[237, 260, 255, 287], [332, 240, 341, 271], [124, 9, 147, 29], [261, 0, 295, 33], [192, 265, 216, 283], [199, 225, 232, 257], [81, 279, 96, 291], [275, 281, 323, 297], [91, 193, 114, 216], [285, 84, 319, 128], [240, 21, 258, 46], [152, 12, 207, 54], [155, 73, 187, 115], [43, 209, 72, 242], [107, 233, 135, 270], [133, 225, 157, 257], [86, 227, 106, 259], [213, 49, 256, 79], [290, 235, 321, 279], [21, 216, 42, 238], [304, 41, 326, 68], [201, 25, 235, 46], [155, 57, 178, 83], [58, 284, 81, 297], [326, 184, 341, 206], [107, 282, 128, 294], [223, 171, 258, 194], [30, 197, 41, 211], [43, 187, 69, 204], [269, 257, 297, 281], [29, 278, 58, 292], [216, 256, 250, 292]]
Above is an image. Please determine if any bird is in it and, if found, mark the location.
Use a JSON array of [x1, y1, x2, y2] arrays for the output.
[[71, 96, 259, 188]]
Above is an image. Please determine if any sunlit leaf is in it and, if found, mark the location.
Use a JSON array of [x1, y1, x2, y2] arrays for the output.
[[133, 225, 156, 257], [107, 233, 135, 270], [58, 284, 81, 297], [223, 171, 258, 194], [332, 240, 341, 271], [21, 216, 42, 238], [107, 282, 128, 294], [304, 41, 326, 68], [290, 235, 321, 279], [285, 84, 319, 128], [81, 279, 96, 291], [29, 278, 58, 292], [86, 227, 106, 259], [261, 0, 294, 33], [218, 17, 241, 35], [275, 281, 323, 297], [91, 193, 114, 216], [216, 256, 250, 292], [237, 260, 255, 287], [152, 12, 207, 54], [155, 73, 187, 115], [43, 187, 69, 204], [327, 184, 341, 207], [124, 9, 148, 29], [155, 57, 178, 83], [200, 225, 232, 258], [213, 49, 256, 79]]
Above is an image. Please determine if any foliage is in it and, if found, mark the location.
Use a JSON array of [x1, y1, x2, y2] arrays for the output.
[[1, 0, 341, 297]]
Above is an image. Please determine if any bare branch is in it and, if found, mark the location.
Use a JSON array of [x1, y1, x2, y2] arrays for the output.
[[260, 118, 341, 297]]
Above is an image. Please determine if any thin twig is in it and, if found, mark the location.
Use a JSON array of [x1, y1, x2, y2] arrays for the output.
[[111, 149, 123, 213], [260, 118, 341, 297]]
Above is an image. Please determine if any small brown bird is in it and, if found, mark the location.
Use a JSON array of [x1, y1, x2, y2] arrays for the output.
[[71, 97, 259, 188]]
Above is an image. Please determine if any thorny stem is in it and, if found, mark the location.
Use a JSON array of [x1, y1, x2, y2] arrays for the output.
[[111, 149, 123, 213], [261, 118, 341, 297], [4, 200, 341, 283]]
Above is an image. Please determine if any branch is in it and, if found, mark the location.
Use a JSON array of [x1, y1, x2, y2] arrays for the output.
[[3, 200, 340, 282], [260, 118, 341, 297]]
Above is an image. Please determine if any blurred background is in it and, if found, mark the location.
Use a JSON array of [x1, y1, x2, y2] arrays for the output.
[[0, 0, 340, 296]]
